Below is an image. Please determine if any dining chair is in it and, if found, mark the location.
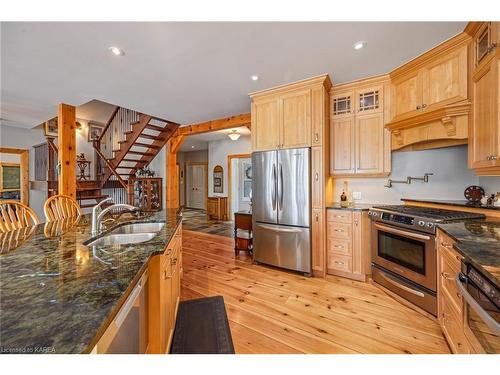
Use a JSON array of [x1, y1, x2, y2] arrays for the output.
[[44, 194, 83, 222], [0, 200, 40, 233]]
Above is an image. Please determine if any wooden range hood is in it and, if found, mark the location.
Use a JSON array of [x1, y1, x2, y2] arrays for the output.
[[385, 32, 471, 151]]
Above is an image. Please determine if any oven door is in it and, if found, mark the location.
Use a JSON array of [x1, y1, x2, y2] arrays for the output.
[[372, 222, 436, 291], [456, 273, 500, 353]]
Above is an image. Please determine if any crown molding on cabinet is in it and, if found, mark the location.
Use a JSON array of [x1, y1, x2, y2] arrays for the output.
[[249, 74, 332, 99]]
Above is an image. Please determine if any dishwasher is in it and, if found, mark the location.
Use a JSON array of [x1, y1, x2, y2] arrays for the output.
[[94, 270, 149, 354]]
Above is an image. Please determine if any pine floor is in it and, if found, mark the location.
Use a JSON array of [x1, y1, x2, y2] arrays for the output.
[[180, 229, 451, 354]]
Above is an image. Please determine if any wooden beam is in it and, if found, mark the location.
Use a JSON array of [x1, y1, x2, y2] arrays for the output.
[[166, 139, 179, 209], [179, 113, 251, 136], [170, 135, 185, 154], [57, 103, 77, 199]]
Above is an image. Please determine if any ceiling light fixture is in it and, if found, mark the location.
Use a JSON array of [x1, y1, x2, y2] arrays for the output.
[[228, 129, 241, 141], [352, 41, 367, 50], [191, 145, 195, 149], [250, 75, 259, 81], [109, 46, 125, 56]]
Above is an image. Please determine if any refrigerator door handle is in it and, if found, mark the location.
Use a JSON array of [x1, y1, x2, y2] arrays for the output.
[[278, 163, 284, 210], [272, 163, 277, 211], [257, 223, 304, 234]]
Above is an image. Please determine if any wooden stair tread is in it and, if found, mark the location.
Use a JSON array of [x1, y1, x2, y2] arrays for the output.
[[133, 142, 160, 149], [122, 158, 146, 163], [138, 133, 164, 141], [127, 150, 154, 156], [146, 124, 168, 132]]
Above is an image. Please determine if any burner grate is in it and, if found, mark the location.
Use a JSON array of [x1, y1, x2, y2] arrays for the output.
[[372, 205, 485, 221]]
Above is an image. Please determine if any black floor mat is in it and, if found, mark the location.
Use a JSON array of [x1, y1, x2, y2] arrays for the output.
[[170, 296, 235, 354]]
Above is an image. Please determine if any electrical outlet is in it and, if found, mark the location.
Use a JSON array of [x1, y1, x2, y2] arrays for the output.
[[353, 191, 362, 200]]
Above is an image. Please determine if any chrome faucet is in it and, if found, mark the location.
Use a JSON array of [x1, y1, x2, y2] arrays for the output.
[[91, 198, 137, 235]]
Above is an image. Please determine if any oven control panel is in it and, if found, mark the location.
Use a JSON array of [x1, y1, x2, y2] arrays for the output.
[[368, 207, 437, 234], [380, 212, 415, 226]]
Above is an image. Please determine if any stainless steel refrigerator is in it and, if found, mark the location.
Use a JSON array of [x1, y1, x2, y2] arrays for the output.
[[251, 147, 311, 274]]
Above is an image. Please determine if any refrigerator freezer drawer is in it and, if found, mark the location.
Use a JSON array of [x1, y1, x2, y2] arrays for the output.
[[253, 222, 311, 273]]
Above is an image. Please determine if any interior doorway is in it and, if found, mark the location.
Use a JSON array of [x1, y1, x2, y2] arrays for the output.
[[185, 162, 207, 209], [228, 153, 252, 219]]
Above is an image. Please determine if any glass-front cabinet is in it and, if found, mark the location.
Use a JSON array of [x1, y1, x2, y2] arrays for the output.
[[132, 177, 162, 211]]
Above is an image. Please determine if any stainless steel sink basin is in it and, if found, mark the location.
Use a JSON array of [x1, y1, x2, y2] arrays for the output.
[[111, 222, 165, 234], [85, 232, 157, 247]]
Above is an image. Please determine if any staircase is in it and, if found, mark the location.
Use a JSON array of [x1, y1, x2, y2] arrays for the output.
[[76, 180, 109, 209], [93, 107, 179, 198]]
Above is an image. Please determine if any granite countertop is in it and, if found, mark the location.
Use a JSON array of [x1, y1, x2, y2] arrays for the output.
[[437, 219, 500, 289], [326, 203, 374, 211], [0, 209, 182, 354], [402, 198, 500, 211]]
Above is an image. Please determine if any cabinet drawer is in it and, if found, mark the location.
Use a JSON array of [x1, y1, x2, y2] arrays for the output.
[[437, 232, 462, 269], [439, 252, 463, 311], [327, 254, 353, 273], [327, 238, 352, 256], [327, 222, 352, 239], [327, 210, 352, 223], [441, 293, 471, 354]]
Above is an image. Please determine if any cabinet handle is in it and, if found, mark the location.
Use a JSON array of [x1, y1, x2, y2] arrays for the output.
[[487, 155, 498, 160], [314, 133, 319, 142], [422, 103, 427, 109], [487, 43, 497, 53], [164, 270, 172, 280], [334, 215, 344, 218], [315, 213, 319, 222], [334, 229, 344, 232], [171, 258, 178, 265], [334, 261, 345, 265], [441, 271, 451, 280], [440, 241, 452, 248], [315, 172, 319, 181], [416, 105, 421, 110], [334, 245, 344, 248], [354, 219, 358, 226]]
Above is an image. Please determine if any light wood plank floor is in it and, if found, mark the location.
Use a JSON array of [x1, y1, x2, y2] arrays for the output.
[[181, 229, 451, 354]]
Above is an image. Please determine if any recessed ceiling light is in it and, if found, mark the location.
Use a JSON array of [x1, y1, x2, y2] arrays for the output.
[[109, 46, 124, 56], [191, 145, 195, 149], [352, 41, 367, 50], [250, 75, 259, 81]]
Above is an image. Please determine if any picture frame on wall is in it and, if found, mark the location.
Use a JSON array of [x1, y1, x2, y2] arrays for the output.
[[43, 117, 58, 137], [88, 122, 104, 141], [213, 165, 223, 193]]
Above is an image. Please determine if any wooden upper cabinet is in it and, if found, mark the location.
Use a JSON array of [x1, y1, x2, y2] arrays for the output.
[[421, 44, 468, 110], [330, 77, 390, 177], [250, 75, 332, 152], [391, 71, 421, 119], [280, 88, 311, 149], [467, 22, 500, 174], [355, 112, 384, 174], [251, 96, 280, 151]]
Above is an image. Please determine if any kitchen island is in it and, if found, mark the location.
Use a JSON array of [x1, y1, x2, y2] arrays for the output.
[[0, 209, 182, 354]]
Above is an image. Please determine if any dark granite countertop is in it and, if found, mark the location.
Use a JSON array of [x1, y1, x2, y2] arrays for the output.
[[402, 198, 500, 211], [437, 219, 500, 289], [0, 209, 181, 354], [326, 203, 374, 211]]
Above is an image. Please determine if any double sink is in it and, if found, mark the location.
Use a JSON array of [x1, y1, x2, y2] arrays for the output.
[[85, 222, 165, 247]]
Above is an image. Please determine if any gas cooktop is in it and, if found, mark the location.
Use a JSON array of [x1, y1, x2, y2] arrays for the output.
[[368, 205, 485, 234]]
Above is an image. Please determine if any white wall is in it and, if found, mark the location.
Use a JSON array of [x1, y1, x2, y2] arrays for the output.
[[332, 146, 480, 204], [208, 136, 251, 197], [75, 119, 97, 179], [0, 124, 47, 219]]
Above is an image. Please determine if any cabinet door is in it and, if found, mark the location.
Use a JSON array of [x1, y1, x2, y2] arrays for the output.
[[331, 91, 354, 118], [252, 97, 280, 151], [311, 146, 323, 209], [355, 85, 383, 115], [421, 44, 468, 110], [311, 208, 325, 275], [355, 112, 384, 174], [330, 117, 355, 175], [170, 249, 181, 329], [280, 89, 311, 149], [161, 260, 173, 353], [470, 60, 500, 169], [311, 87, 324, 146], [391, 71, 422, 118]]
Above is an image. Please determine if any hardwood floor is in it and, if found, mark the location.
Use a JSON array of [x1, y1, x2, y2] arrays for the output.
[[180, 229, 451, 354]]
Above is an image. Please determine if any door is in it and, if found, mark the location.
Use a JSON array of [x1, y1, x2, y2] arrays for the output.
[[253, 222, 311, 273], [280, 89, 311, 149], [252, 151, 277, 224], [252, 97, 280, 151], [421, 44, 468, 110], [355, 112, 384, 174], [277, 148, 310, 228], [186, 165, 206, 209], [471, 60, 500, 169], [330, 117, 355, 175], [391, 71, 422, 119]]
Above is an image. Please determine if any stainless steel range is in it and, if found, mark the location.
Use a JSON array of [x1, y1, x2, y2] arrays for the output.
[[368, 205, 485, 316]]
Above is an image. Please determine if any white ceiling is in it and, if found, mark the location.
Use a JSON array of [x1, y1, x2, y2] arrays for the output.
[[1, 22, 466, 129], [179, 126, 251, 152]]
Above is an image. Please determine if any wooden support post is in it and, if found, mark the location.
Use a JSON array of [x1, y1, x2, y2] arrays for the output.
[[166, 140, 179, 209], [57, 103, 77, 199]]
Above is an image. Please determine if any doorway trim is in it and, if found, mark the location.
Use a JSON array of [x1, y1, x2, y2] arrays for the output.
[[185, 161, 208, 210], [0, 147, 29, 205], [227, 153, 251, 219]]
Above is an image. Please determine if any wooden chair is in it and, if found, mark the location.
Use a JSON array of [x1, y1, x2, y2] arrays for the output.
[[44, 194, 83, 222], [234, 212, 253, 256], [0, 200, 40, 233]]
